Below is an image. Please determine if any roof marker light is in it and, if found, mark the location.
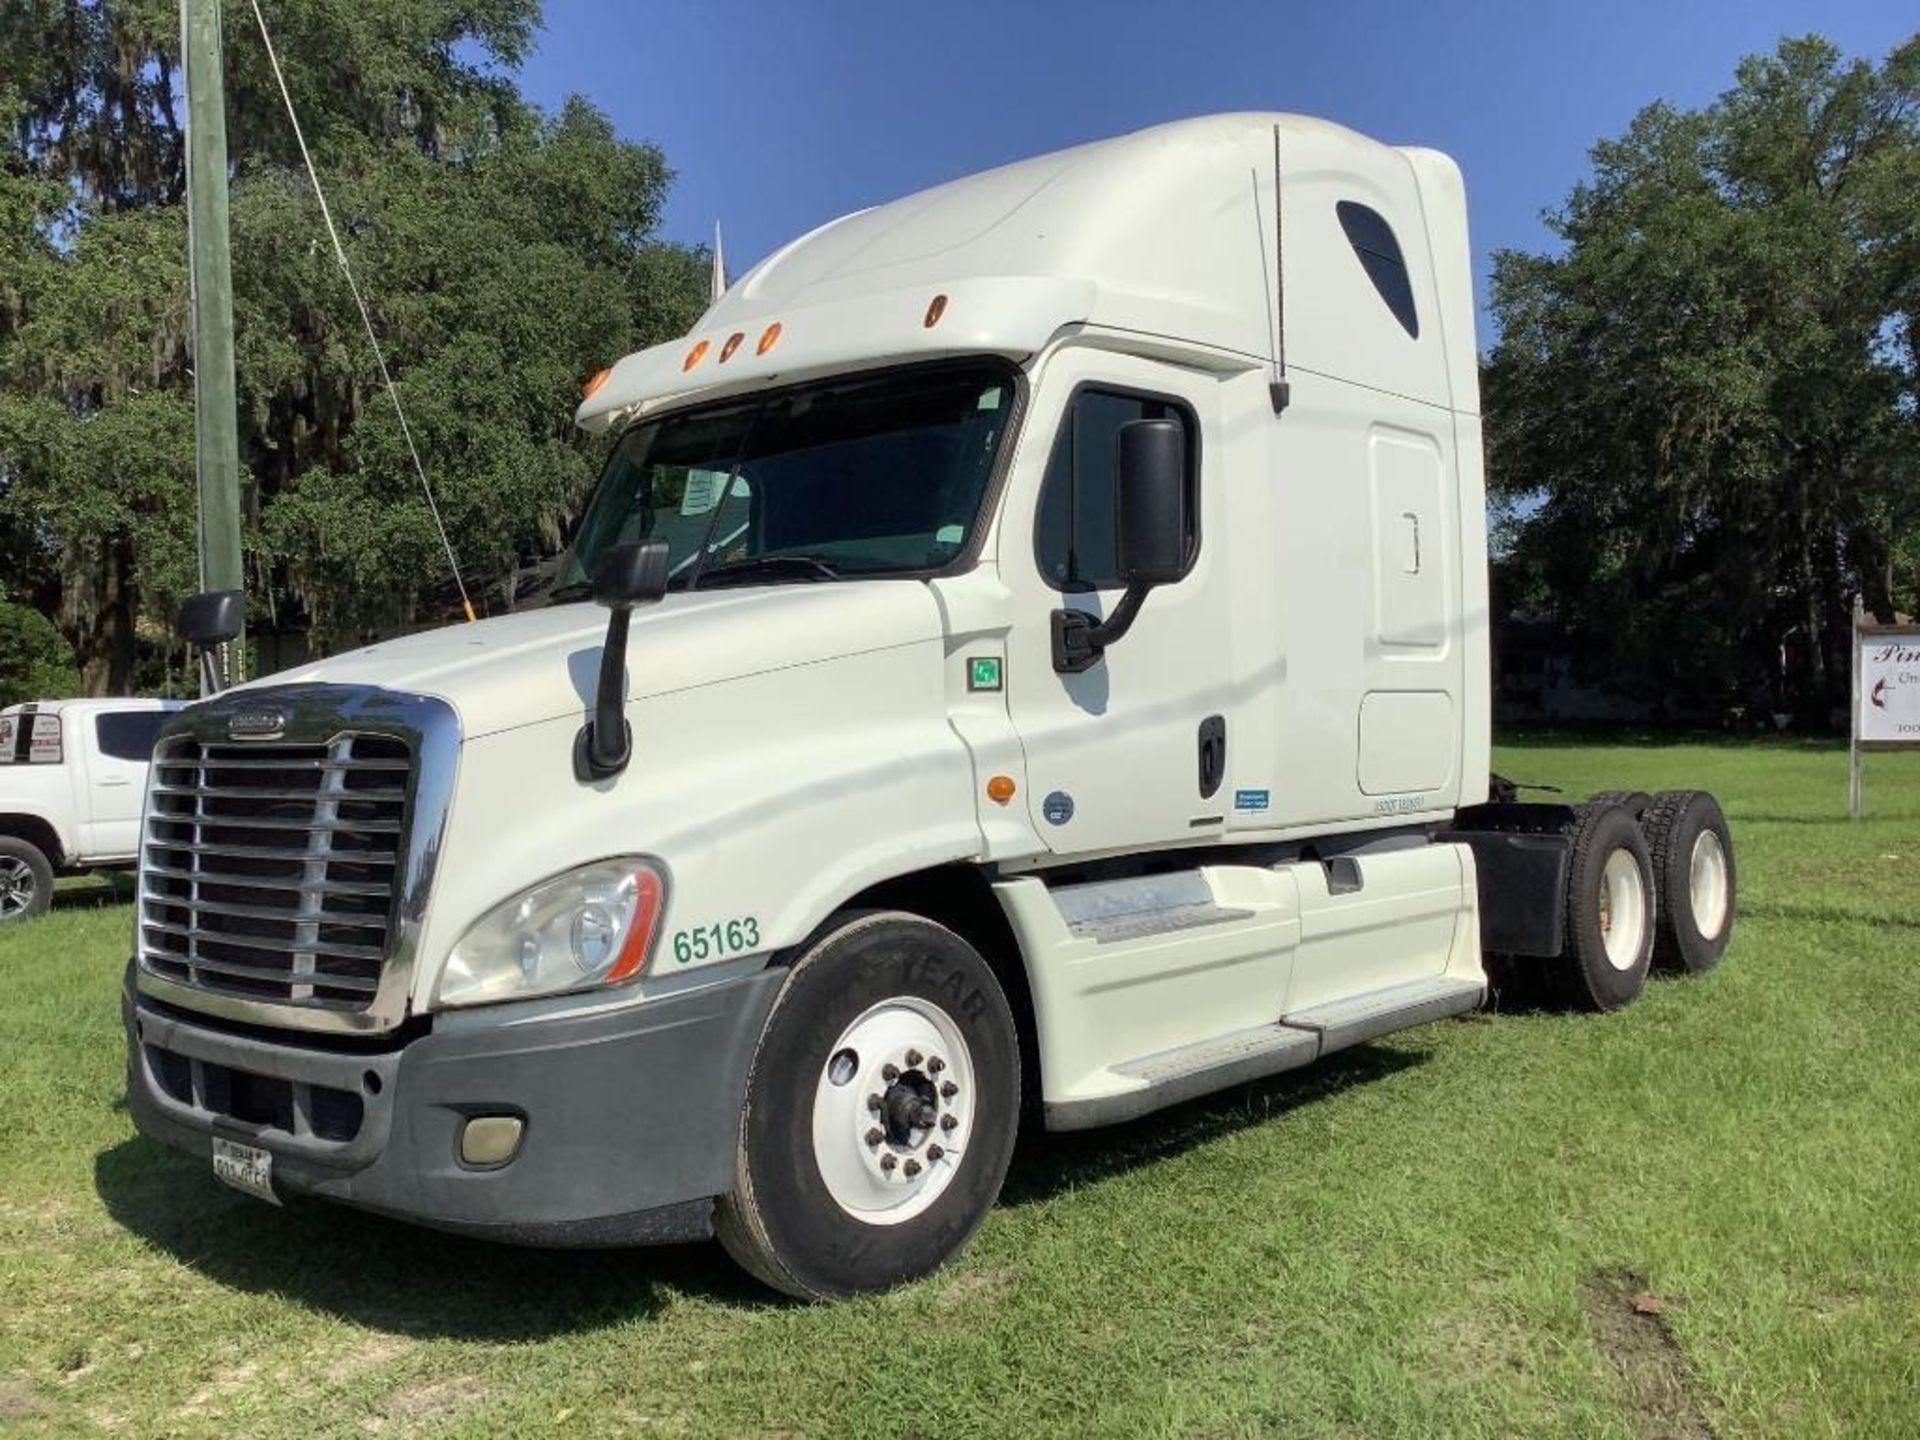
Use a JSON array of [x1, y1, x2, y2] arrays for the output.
[[719, 331, 746, 363], [682, 339, 710, 372], [756, 322, 782, 356], [582, 367, 612, 400], [924, 294, 948, 328]]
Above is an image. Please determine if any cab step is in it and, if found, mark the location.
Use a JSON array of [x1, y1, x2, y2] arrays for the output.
[[1043, 973, 1484, 1132], [1052, 872, 1255, 945]]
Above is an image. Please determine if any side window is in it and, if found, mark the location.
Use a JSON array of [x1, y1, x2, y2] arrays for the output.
[[1336, 201, 1419, 339], [95, 710, 165, 762], [1036, 388, 1197, 591]]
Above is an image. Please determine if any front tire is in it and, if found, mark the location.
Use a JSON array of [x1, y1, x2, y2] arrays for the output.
[[1643, 790, 1735, 974], [715, 911, 1020, 1300], [0, 837, 53, 922]]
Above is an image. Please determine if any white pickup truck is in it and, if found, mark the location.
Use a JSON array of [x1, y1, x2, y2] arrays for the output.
[[1, 698, 184, 921], [123, 114, 1736, 1298]]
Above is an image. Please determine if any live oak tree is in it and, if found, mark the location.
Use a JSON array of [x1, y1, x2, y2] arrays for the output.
[[0, 0, 707, 693], [1485, 34, 1920, 724]]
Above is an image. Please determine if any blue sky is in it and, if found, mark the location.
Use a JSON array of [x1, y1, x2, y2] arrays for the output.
[[516, 1, 1914, 337]]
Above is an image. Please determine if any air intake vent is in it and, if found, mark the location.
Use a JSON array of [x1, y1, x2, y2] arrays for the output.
[[139, 734, 413, 1010]]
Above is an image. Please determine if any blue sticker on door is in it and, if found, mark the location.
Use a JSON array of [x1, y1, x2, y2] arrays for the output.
[[1234, 789, 1270, 812], [1042, 790, 1075, 826]]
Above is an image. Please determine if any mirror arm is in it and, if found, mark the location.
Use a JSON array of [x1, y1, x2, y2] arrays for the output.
[[573, 605, 634, 782], [1050, 582, 1152, 674]]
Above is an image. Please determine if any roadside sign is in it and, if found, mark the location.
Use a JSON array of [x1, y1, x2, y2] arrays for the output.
[[1850, 605, 1920, 817]]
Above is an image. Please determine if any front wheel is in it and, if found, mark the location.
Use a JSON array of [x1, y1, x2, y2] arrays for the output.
[[714, 911, 1021, 1299], [0, 838, 54, 922]]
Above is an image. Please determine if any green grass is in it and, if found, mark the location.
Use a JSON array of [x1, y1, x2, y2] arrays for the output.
[[4, 739, 1918, 1437]]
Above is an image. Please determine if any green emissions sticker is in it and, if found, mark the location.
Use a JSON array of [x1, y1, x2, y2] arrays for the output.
[[968, 656, 1002, 692]]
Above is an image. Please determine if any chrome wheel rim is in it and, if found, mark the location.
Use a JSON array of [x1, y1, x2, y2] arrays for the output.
[[0, 857, 34, 919], [1689, 830, 1730, 941], [1597, 847, 1648, 971], [811, 996, 974, 1225]]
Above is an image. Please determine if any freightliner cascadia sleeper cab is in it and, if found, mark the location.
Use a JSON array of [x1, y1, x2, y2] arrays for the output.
[[123, 114, 1737, 1298]]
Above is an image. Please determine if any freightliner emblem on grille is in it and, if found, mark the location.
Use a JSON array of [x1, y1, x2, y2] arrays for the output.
[[227, 708, 289, 740]]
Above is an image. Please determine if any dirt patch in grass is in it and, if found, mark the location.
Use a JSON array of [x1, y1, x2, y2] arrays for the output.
[[0, 1378, 48, 1422], [365, 1374, 488, 1430], [1581, 1270, 1714, 1440]]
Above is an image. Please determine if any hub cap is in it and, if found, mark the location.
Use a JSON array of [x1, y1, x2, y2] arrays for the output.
[[1689, 830, 1730, 940], [0, 856, 35, 920], [1597, 847, 1649, 971], [811, 996, 974, 1225]]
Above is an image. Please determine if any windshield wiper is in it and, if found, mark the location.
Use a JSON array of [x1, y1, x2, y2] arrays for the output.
[[695, 555, 842, 589]]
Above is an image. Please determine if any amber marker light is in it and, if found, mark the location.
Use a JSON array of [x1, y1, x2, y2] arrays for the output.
[[719, 331, 746, 363], [924, 293, 948, 328], [682, 339, 710, 372], [604, 865, 666, 983], [986, 775, 1017, 805], [756, 322, 783, 356], [582, 366, 612, 400]]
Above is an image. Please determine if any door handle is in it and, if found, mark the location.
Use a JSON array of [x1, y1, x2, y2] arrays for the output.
[[1402, 511, 1422, 574], [98, 777, 131, 787]]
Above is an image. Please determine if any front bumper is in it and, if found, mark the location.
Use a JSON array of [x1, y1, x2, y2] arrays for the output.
[[123, 964, 784, 1245]]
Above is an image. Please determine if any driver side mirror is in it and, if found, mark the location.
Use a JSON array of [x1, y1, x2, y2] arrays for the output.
[[575, 539, 670, 782], [1052, 419, 1188, 672], [1114, 419, 1187, 587]]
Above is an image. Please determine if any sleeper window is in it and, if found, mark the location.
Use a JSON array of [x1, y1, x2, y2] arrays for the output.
[[1036, 389, 1196, 591], [1337, 201, 1419, 339]]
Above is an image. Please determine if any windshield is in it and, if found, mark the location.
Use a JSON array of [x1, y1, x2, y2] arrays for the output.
[[556, 362, 1018, 596]]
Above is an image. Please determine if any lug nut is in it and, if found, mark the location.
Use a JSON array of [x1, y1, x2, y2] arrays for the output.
[[927, 1056, 945, 1074], [865, 1127, 884, 1146], [903, 1158, 922, 1178], [940, 1081, 958, 1098], [866, 1093, 882, 1112], [880, 1153, 897, 1172], [927, 1145, 944, 1161], [905, 1049, 923, 1067], [940, 1113, 957, 1132], [882, 1063, 900, 1081]]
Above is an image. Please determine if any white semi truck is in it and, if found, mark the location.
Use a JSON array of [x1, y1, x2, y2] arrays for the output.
[[124, 114, 1736, 1298]]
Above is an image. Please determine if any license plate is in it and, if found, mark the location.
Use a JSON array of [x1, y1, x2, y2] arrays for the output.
[[212, 1137, 281, 1205]]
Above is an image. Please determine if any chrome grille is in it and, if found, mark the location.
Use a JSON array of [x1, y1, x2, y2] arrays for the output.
[[139, 733, 414, 1009]]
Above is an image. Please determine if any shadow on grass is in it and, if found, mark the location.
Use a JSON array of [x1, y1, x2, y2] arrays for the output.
[[52, 873, 135, 911], [94, 1041, 1428, 1335]]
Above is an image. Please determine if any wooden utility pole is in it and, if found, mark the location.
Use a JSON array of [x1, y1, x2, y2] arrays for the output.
[[182, 0, 245, 679]]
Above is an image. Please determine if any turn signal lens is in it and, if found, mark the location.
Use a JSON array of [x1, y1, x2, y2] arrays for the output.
[[582, 366, 612, 400], [986, 775, 1016, 805], [924, 294, 948, 328], [682, 339, 710, 372], [756, 322, 783, 355], [719, 331, 745, 363]]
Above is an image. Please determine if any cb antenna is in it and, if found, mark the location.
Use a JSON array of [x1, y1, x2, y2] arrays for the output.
[[1269, 123, 1290, 416]]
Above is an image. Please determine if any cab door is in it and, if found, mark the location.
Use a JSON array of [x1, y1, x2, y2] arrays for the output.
[[79, 708, 164, 860], [1001, 352, 1233, 855]]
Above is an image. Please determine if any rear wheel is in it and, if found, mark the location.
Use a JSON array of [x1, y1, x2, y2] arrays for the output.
[[714, 911, 1020, 1299], [0, 838, 53, 922], [1643, 790, 1735, 974], [1547, 803, 1655, 1011]]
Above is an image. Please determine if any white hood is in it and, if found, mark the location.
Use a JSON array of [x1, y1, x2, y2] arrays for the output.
[[241, 582, 946, 740]]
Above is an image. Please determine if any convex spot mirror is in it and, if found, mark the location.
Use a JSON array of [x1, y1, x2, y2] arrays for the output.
[[576, 539, 670, 782]]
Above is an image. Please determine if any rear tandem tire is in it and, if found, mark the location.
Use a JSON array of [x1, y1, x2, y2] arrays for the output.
[[1642, 790, 1735, 975], [714, 911, 1021, 1300], [0, 837, 54, 922], [1546, 803, 1656, 1012]]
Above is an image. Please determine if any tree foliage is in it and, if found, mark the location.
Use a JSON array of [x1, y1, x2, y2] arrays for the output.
[[0, 0, 708, 693], [1485, 35, 1920, 724]]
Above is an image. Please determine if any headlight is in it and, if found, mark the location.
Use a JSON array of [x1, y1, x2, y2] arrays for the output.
[[434, 858, 666, 1009]]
